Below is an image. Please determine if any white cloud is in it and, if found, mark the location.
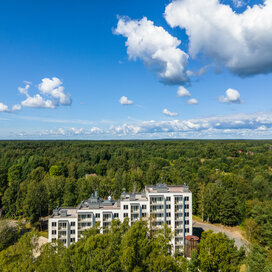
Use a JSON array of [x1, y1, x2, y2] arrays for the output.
[[232, 0, 246, 8], [163, 108, 178, 116], [12, 104, 22, 111], [177, 86, 190, 97], [115, 16, 189, 84], [16, 78, 71, 110], [187, 98, 198, 105], [38, 77, 71, 105], [11, 111, 272, 139], [18, 84, 30, 96], [165, 0, 272, 76], [0, 102, 9, 112], [219, 88, 241, 103], [21, 94, 56, 109], [186, 66, 207, 77], [119, 96, 134, 105]]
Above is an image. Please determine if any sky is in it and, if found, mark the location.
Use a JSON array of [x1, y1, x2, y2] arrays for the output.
[[0, 0, 272, 139]]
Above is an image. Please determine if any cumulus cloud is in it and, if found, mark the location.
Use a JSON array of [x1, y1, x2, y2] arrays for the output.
[[13, 112, 272, 139], [165, 0, 272, 76], [119, 96, 134, 105], [187, 98, 198, 105], [16, 78, 71, 110], [21, 94, 56, 109], [219, 88, 241, 103], [163, 108, 178, 116], [18, 84, 30, 96], [12, 104, 22, 111], [177, 86, 190, 97], [0, 102, 9, 112], [232, 0, 246, 8], [109, 112, 272, 137], [38, 77, 71, 105], [114, 16, 189, 84]]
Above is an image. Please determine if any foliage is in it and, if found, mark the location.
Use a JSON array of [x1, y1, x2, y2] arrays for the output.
[[197, 230, 245, 272], [0, 140, 272, 264]]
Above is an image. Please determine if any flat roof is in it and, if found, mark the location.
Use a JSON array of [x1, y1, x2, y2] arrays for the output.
[[145, 184, 191, 194]]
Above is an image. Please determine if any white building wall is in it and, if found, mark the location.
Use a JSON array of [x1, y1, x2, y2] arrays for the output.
[[48, 185, 192, 253]]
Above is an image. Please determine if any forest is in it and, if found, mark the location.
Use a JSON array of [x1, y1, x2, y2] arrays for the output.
[[0, 140, 272, 271]]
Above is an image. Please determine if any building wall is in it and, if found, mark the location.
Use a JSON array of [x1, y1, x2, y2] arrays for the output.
[[48, 186, 192, 252]]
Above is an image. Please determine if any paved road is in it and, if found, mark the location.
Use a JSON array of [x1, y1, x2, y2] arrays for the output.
[[193, 220, 249, 249]]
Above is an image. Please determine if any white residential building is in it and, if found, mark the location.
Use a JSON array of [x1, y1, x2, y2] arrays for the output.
[[48, 183, 192, 252]]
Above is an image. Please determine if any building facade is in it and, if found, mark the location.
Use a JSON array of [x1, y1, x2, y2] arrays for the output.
[[48, 183, 192, 252]]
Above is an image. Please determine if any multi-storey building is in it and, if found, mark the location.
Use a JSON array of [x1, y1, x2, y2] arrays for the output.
[[48, 183, 192, 252]]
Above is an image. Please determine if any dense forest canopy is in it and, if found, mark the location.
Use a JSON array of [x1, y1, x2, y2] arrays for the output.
[[0, 140, 272, 271]]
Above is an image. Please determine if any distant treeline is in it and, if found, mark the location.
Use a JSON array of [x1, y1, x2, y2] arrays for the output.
[[0, 140, 272, 250]]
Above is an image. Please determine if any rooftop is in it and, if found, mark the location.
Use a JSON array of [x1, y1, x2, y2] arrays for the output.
[[145, 183, 191, 194]]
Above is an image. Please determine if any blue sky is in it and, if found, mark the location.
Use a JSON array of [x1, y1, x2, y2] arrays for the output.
[[0, 0, 272, 139]]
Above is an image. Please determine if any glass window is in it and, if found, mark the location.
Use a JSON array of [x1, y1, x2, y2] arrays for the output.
[[123, 205, 128, 210], [52, 222, 56, 227], [71, 222, 75, 226], [142, 205, 147, 210], [95, 213, 100, 218], [124, 213, 128, 218]]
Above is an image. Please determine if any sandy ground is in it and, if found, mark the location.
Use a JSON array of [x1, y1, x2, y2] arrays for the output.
[[33, 236, 48, 258], [193, 220, 249, 249]]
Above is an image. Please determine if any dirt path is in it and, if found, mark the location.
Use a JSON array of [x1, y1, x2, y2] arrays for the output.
[[193, 220, 249, 249], [33, 236, 48, 258]]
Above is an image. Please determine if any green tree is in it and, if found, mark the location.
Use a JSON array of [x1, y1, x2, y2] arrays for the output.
[[197, 231, 245, 272]]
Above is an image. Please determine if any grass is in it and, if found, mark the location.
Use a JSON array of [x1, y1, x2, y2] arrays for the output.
[[39, 231, 48, 238]]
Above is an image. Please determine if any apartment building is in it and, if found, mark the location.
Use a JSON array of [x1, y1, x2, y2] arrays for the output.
[[48, 183, 192, 252]]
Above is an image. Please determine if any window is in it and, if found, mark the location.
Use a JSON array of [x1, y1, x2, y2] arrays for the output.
[[166, 220, 171, 225], [185, 220, 189, 225], [185, 196, 189, 201], [70, 238, 75, 243], [166, 212, 171, 217], [166, 197, 171, 201], [59, 222, 67, 228], [71, 222, 75, 226], [70, 230, 75, 234], [123, 205, 128, 210], [87, 222, 91, 226], [132, 214, 139, 219], [52, 230, 56, 235], [185, 228, 189, 233], [114, 213, 119, 218], [131, 206, 139, 212], [176, 229, 183, 235], [124, 213, 128, 218], [95, 213, 100, 218], [142, 213, 146, 217], [185, 212, 189, 217], [142, 205, 147, 210], [166, 204, 171, 209], [60, 239, 67, 244], [52, 222, 56, 227], [185, 204, 189, 209]]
